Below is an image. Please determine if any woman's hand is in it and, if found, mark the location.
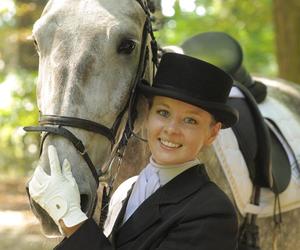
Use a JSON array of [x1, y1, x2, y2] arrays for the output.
[[28, 145, 88, 235]]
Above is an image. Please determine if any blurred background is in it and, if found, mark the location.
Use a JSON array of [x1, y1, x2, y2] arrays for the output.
[[0, 0, 299, 249]]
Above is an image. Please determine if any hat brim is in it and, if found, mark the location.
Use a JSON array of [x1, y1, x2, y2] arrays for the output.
[[139, 83, 238, 129]]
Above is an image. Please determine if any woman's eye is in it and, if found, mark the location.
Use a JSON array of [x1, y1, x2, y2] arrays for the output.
[[184, 117, 197, 125], [157, 110, 169, 118]]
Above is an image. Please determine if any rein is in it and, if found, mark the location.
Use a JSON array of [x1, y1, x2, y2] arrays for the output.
[[24, 0, 157, 226]]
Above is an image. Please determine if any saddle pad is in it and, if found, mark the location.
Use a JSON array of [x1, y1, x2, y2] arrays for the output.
[[214, 96, 300, 217]]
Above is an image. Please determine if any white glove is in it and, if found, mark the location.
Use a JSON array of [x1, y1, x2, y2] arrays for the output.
[[29, 145, 88, 229]]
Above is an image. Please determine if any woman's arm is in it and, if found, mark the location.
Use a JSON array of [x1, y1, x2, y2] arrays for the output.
[[54, 219, 113, 250]]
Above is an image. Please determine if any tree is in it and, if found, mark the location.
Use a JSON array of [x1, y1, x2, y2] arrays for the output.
[[273, 0, 300, 83]]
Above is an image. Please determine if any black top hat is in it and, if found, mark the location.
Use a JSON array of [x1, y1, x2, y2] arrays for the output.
[[138, 53, 238, 128]]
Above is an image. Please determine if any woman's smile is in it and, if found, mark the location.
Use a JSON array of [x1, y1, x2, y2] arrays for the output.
[[159, 138, 182, 149]]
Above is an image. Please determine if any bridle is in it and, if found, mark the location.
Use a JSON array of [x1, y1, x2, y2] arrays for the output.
[[24, 0, 157, 224]]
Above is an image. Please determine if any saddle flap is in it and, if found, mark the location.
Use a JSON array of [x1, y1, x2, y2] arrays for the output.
[[265, 118, 292, 193], [228, 85, 292, 194], [228, 84, 271, 189]]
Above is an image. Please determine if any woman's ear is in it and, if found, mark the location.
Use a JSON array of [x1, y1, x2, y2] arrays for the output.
[[205, 122, 222, 146]]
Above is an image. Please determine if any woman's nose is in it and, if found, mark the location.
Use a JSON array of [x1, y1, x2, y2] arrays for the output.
[[163, 119, 181, 134]]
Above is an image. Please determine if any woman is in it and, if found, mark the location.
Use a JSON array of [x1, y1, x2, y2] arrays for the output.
[[29, 52, 239, 249]]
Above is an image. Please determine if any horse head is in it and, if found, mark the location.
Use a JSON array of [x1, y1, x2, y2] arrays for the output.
[[26, 0, 156, 236]]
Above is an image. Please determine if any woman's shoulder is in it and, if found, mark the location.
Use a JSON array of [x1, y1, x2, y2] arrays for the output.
[[191, 181, 237, 216]]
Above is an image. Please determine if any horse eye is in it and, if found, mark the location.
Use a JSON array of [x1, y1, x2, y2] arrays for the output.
[[33, 39, 40, 51], [117, 39, 136, 54]]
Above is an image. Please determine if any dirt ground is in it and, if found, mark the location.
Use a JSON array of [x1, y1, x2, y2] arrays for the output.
[[0, 178, 58, 250]]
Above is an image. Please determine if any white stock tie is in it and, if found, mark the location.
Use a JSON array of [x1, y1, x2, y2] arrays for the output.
[[123, 163, 160, 223]]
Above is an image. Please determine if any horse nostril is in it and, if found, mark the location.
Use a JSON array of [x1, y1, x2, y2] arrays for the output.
[[80, 194, 89, 212]]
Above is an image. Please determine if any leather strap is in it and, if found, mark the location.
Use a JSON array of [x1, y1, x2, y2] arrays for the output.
[[40, 115, 115, 144], [24, 125, 100, 186]]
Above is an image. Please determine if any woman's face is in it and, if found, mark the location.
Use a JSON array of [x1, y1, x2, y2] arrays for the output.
[[146, 96, 221, 165]]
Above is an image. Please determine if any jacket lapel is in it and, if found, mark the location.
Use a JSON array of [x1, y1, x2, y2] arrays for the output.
[[114, 164, 210, 246], [109, 185, 133, 243], [114, 187, 161, 245], [157, 164, 210, 205]]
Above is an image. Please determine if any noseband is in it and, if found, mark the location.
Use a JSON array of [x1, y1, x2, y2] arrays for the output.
[[25, 0, 157, 189], [24, 113, 122, 187]]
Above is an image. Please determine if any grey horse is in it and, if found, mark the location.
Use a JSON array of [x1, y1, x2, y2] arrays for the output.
[[26, 0, 154, 236]]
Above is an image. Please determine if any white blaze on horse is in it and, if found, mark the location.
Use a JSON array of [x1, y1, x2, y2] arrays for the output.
[[25, 1, 300, 249]]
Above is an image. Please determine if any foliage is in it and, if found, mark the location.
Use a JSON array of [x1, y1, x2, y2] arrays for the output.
[[0, 0, 42, 177], [0, 70, 39, 178], [156, 0, 276, 76]]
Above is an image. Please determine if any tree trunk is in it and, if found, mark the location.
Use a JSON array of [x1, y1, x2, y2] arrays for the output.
[[273, 0, 300, 83]]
